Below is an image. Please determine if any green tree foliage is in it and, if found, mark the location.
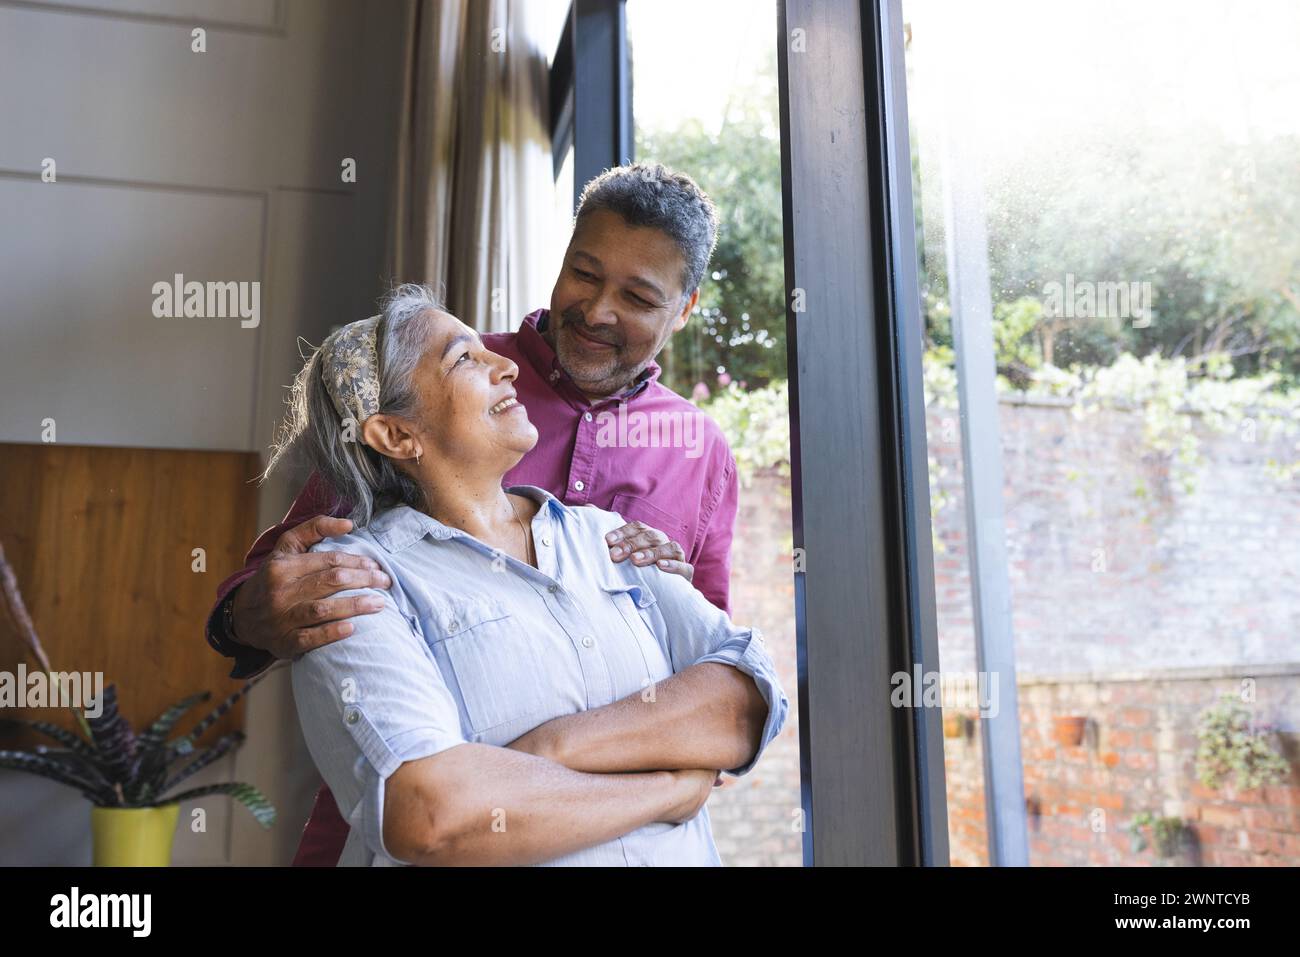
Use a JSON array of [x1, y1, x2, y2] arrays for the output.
[[917, 128, 1300, 388], [637, 67, 786, 397]]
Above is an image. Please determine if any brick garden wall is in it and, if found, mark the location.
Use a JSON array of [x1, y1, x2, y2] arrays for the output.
[[945, 667, 1300, 867], [709, 469, 803, 867], [714, 396, 1300, 866], [929, 397, 1300, 674]]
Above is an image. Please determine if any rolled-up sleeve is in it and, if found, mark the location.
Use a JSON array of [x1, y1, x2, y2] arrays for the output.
[[639, 560, 789, 778], [290, 554, 467, 865], [690, 628, 786, 776]]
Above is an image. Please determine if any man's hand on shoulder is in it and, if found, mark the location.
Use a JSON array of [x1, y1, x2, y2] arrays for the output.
[[604, 520, 694, 582], [229, 515, 392, 660]]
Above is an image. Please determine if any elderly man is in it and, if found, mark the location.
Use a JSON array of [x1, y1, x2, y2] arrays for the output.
[[207, 163, 744, 865]]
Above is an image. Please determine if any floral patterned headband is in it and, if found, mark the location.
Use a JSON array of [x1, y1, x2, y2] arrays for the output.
[[321, 315, 382, 425]]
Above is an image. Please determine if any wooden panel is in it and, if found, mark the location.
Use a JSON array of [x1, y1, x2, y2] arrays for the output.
[[0, 442, 259, 748]]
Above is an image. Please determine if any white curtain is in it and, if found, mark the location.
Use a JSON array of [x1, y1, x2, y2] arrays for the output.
[[386, 0, 555, 333]]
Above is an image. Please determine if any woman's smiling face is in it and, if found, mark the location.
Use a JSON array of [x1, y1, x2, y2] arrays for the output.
[[400, 309, 538, 471]]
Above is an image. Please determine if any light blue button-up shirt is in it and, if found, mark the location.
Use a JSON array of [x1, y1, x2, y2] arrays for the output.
[[290, 484, 789, 866]]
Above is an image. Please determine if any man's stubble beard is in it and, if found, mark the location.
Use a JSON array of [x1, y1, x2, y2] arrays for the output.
[[559, 339, 638, 396], [553, 304, 645, 397]]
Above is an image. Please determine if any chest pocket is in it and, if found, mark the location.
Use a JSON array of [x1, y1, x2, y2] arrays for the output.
[[428, 595, 548, 735], [610, 493, 697, 557], [601, 582, 672, 683]]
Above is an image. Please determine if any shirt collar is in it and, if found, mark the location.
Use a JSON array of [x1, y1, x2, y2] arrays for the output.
[[519, 309, 662, 404], [368, 485, 568, 553]]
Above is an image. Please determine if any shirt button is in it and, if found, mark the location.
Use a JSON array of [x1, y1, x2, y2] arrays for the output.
[[345, 710, 359, 725], [548, 584, 559, 594], [540, 534, 552, 547], [574, 480, 585, 491], [581, 636, 595, 648], [584, 412, 593, 422], [448, 621, 459, 633]]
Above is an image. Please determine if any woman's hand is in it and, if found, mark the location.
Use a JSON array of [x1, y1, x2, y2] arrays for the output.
[[506, 724, 725, 789], [605, 521, 693, 582], [660, 768, 722, 824], [503, 723, 563, 763]]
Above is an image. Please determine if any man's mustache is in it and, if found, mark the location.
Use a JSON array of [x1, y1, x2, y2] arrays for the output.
[[560, 306, 621, 347]]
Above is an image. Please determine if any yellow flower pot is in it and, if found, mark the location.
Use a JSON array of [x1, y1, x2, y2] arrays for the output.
[[90, 803, 181, 867]]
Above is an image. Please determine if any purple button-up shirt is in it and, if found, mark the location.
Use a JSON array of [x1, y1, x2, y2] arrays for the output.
[[491, 308, 738, 613]]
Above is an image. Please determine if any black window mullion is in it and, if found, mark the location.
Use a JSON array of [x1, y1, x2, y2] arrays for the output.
[[777, 0, 947, 866], [571, 0, 632, 209], [549, 7, 574, 180]]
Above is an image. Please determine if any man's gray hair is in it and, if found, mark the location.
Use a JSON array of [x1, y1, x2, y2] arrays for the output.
[[265, 283, 443, 527], [574, 162, 720, 298]]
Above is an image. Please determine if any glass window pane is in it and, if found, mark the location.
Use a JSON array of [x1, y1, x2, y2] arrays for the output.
[[629, 0, 801, 866], [903, 0, 1300, 867]]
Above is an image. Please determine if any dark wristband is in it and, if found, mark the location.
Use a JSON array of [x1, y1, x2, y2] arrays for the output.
[[221, 588, 240, 642]]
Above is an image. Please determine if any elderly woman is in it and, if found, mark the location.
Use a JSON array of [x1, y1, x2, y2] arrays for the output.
[[274, 289, 788, 866]]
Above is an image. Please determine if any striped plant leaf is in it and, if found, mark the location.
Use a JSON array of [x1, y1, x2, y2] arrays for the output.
[[125, 691, 213, 803], [0, 717, 97, 760], [161, 782, 276, 829], [85, 684, 139, 786], [0, 750, 115, 804], [136, 691, 210, 754], [168, 673, 267, 756], [159, 731, 245, 794], [30, 745, 116, 793]]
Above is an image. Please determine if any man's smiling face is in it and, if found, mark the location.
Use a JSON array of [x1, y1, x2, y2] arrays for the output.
[[546, 208, 700, 400]]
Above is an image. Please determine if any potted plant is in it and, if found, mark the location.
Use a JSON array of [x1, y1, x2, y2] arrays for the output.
[[1052, 715, 1088, 747], [1194, 693, 1290, 791], [1127, 811, 1188, 860], [0, 542, 275, 865]]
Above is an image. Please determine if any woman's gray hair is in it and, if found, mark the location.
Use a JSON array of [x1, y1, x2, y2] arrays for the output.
[[264, 283, 443, 527]]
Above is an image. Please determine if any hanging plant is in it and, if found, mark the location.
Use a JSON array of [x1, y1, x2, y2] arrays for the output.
[[1194, 693, 1291, 792], [1127, 811, 1189, 858]]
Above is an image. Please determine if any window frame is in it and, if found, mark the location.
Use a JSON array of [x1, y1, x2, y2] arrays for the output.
[[777, 0, 949, 865], [549, 0, 633, 207]]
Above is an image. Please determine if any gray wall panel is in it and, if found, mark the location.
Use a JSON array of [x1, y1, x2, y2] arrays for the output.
[[0, 2, 371, 193], [11, 0, 281, 30], [0, 177, 264, 449]]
